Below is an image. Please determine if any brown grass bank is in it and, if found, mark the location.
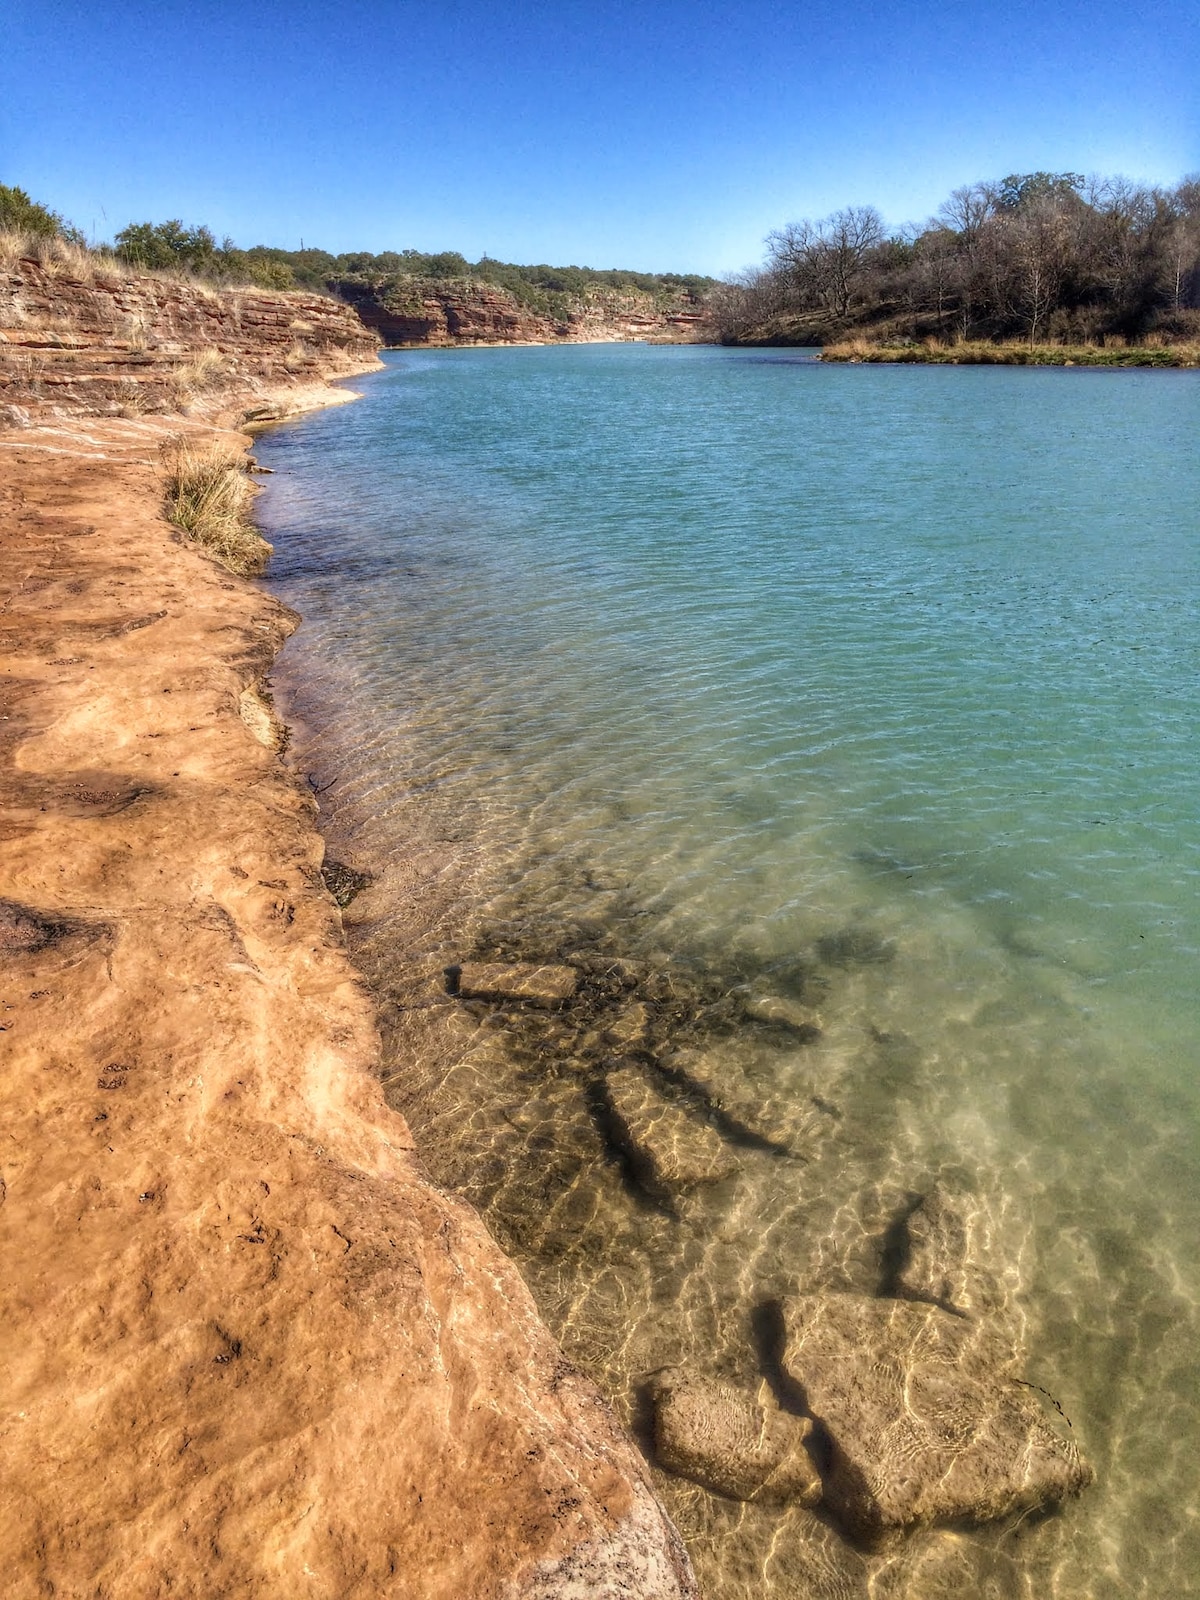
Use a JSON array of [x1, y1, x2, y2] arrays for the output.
[[821, 336, 1200, 366]]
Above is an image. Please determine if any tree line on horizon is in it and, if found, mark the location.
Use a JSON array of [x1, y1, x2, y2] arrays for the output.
[[714, 170, 1200, 346], [7, 172, 1200, 346], [0, 184, 712, 309]]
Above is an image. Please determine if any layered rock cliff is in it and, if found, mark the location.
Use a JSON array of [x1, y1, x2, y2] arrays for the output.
[[331, 273, 712, 346], [0, 252, 380, 423]]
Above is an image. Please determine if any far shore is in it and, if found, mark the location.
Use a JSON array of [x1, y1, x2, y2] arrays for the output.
[[818, 337, 1200, 367]]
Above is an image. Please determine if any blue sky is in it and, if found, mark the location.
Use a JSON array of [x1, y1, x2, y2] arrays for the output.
[[3, 0, 1197, 275]]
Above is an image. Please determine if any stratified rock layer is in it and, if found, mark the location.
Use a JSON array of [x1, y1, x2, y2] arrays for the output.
[[0, 254, 380, 421], [332, 274, 712, 347], [781, 1294, 1092, 1547], [0, 417, 695, 1600]]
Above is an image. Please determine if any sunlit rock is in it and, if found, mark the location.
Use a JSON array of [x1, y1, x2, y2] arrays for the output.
[[650, 1369, 821, 1504], [782, 1294, 1092, 1546], [602, 1066, 740, 1195]]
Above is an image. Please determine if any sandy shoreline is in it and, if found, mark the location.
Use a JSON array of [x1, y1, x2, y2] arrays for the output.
[[0, 386, 694, 1597]]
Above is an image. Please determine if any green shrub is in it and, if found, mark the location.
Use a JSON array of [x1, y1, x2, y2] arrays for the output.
[[0, 184, 83, 242]]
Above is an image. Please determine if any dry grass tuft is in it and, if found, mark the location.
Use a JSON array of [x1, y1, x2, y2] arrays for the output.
[[168, 346, 233, 403], [0, 229, 116, 282], [162, 436, 271, 577], [282, 337, 315, 371]]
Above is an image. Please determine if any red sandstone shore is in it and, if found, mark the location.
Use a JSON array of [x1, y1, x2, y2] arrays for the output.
[[0, 261, 695, 1597]]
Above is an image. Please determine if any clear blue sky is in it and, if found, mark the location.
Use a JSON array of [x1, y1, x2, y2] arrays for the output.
[[3, 0, 1197, 275]]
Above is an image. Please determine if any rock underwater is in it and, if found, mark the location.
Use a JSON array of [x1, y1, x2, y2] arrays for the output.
[[781, 1293, 1092, 1547], [649, 1369, 822, 1506]]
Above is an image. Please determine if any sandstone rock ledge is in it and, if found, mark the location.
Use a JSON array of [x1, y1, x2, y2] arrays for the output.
[[0, 417, 695, 1598]]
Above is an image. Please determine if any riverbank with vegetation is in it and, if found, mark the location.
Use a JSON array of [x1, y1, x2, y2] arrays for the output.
[[0, 184, 714, 346], [821, 337, 1200, 366], [716, 168, 1200, 353], [0, 229, 696, 1600]]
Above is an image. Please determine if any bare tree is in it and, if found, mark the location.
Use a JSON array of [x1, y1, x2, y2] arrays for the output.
[[728, 168, 1199, 346], [767, 205, 885, 321], [709, 265, 792, 341], [937, 183, 997, 242]]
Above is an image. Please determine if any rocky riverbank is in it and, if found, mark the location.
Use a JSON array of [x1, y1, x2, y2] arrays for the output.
[[0, 269, 696, 1596], [0, 249, 381, 422]]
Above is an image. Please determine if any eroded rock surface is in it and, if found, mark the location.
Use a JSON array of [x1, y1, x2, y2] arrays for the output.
[[0, 422, 695, 1600], [650, 1370, 822, 1505], [1, 256, 381, 421], [331, 274, 713, 348], [781, 1294, 1092, 1547]]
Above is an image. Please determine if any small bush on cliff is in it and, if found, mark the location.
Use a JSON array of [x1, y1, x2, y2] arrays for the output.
[[162, 437, 271, 577], [168, 347, 233, 403], [0, 183, 84, 242]]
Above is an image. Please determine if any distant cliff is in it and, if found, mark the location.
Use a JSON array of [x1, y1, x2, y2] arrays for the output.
[[331, 273, 713, 346]]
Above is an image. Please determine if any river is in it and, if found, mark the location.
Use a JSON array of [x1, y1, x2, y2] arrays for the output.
[[256, 344, 1200, 1599]]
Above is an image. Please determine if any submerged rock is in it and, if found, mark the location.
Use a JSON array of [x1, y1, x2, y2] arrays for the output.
[[891, 1184, 1010, 1323], [742, 993, 824, 1039], [602, 1066, 740, 1195], [450, 960, 578, 1007], [650, 1370, 821, 1505], [603, 1000, 654, 1048], [781, 1294, 1092, 1546], [665, 1046, 831, 1152], [816, 925, 896, 967], [320, 859, 373, 909]]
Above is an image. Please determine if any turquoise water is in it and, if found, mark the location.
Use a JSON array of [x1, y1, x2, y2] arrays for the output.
[[257, 346, 1200, 1598]]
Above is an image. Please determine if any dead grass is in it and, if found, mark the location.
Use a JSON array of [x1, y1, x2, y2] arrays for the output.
[[0, 229, 123, 283], [822, 336, 1200, 367], [282, 338, 315, 371], [161, 436, 271, 577], [168, 347, 234, 404]]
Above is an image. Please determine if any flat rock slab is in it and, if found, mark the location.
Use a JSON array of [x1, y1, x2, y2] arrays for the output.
[[782, 1294, 1092, 1546], [650, 1370, 821, 1505], [665, 1047, 830, 1152], [453, 960, 578, 1006], [742, 993, 824, 1039], [893, 1184, 1013, 1325], [603, 1067, 740, 1195]]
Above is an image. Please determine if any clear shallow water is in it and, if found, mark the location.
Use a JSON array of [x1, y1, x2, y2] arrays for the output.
[[257, 346, 1200, 1598]]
